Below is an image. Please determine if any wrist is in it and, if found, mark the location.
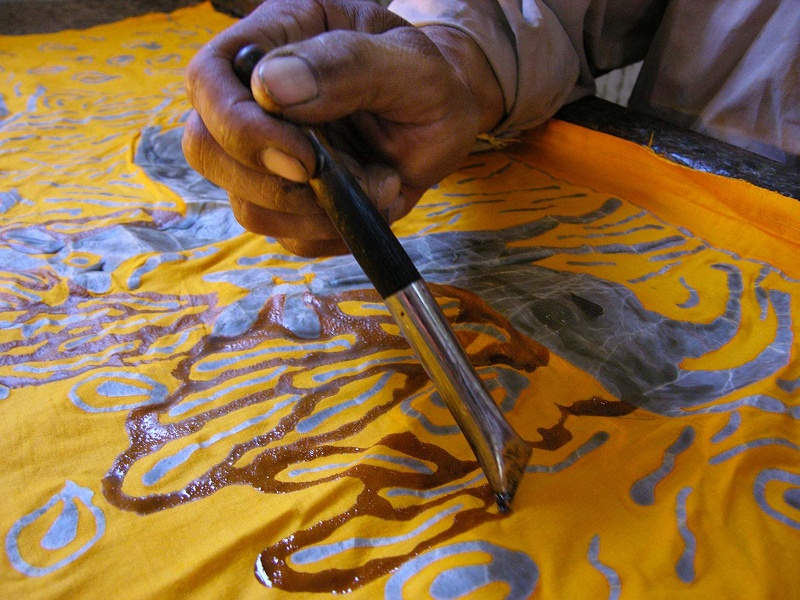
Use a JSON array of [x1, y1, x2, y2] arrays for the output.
[[419, 25, 504, 135]]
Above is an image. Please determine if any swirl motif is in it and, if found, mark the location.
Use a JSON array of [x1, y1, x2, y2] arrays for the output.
[[383, 541, 538, 600], [6, 481, 106, 577], [754, 468, 800, 529], [1, 5, 798, 598]]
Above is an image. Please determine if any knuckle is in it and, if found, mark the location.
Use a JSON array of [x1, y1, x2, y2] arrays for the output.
[[183, 45, 214, 105], [183, 56, 200, 96], [183, 59, 199, 102], [180, 112, 205, 172], [228, 194, 265, 234]]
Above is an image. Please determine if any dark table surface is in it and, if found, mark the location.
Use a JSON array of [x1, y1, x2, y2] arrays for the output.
[[556, 97, 799, 201]]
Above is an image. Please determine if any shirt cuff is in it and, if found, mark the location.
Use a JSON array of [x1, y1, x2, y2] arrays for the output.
[[389, 0, 580, 146]]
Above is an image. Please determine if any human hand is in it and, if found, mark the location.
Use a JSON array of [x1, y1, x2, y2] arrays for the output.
[[182, 0, 503, 256]]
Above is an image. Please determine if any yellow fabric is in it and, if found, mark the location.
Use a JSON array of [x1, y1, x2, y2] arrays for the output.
[[1, 3, 798, 598]]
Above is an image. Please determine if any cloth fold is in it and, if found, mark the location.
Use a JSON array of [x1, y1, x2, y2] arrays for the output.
[[391, 0, 800, 162]]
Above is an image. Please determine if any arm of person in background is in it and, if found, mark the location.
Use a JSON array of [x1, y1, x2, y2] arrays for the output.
[[182, 0, 579, 256]]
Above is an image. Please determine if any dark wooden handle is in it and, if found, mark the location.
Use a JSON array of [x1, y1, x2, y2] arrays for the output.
[[233, 44, 420, 298], [304, 129, 420, 297], [232, 43, 264, 90]]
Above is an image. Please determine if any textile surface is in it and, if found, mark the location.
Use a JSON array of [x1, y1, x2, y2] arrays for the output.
[[1, 3, 798, 598]]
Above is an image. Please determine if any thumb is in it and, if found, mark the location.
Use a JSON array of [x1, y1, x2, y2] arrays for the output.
[[251, 28, 453, 124]]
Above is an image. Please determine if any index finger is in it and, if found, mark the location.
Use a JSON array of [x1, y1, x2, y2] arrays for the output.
[[183, 8, 321, 175]]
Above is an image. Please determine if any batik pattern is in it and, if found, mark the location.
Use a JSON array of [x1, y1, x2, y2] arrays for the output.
[[1, 3, 798, 598]]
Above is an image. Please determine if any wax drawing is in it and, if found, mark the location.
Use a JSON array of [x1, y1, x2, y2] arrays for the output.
[[1, 7, 798, 598]]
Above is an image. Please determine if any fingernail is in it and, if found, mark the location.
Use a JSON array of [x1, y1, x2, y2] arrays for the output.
[[257, 56, 318, 106], [261, 147, 308, 183]]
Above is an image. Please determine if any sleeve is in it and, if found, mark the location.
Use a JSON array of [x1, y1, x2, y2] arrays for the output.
[[389, 0, 581, 146], [629, 0, 800, 163]]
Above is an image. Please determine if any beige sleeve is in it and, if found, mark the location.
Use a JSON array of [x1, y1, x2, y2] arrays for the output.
[[389, 0, 581, 146], [629, 0, 800, 162]]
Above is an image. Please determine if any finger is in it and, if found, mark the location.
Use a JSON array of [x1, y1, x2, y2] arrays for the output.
[[183, 111, 403, 244], [182, 110, 324, 216], [275, 236, 349, 258], [184, 27, 317, 178], [337, 156, 405, 224], [228, 194, 340, 242]]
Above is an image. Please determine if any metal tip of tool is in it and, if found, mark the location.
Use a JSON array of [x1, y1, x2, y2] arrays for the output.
[[385, 281, 534, 512], [488, 433, 531, 513], [495, 492, 512, 514]]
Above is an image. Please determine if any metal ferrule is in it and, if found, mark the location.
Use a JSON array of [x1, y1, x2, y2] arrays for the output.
[[385, 280, 531, 510]]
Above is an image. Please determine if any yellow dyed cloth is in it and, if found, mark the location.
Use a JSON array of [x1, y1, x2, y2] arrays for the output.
[[1, 3, 799, 598]]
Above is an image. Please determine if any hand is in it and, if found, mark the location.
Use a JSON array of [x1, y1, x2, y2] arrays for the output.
[[182, 0, 503, 256]]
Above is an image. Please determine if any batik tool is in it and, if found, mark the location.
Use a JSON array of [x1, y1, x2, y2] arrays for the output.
[[233, 44, 531, 511]]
